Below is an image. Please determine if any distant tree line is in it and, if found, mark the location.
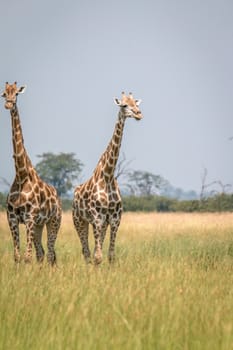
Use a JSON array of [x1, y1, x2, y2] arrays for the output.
[[1, 192, 232, 212], [0, 152, 232, 212], [122, 193, 233, 212]]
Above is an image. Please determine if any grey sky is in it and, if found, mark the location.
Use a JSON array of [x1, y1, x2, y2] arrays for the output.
[[0, 0, 233, 193]]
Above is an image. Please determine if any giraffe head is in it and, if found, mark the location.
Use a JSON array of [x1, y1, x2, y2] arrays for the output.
[[1, 82, 26, 110], [114, 92, 143, 120]]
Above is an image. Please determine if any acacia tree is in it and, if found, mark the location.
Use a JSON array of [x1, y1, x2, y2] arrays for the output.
[[126, 170, 169, 196], [200, 167, 232, 199], [36, 152, 83, 197], [199, 167, 217, 200], [115, 152, 133, 180]]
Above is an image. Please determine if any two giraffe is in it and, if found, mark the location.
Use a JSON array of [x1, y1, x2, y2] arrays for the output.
[[1, 83, 143, 264]]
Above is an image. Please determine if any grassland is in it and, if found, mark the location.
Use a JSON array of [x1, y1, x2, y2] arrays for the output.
[[0, 211, 233, 350]]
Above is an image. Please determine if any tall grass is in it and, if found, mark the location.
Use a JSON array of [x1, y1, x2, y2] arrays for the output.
[[0, 212, 233, 350]]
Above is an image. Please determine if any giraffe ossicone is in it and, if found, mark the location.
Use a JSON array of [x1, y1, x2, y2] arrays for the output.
[[1, 82, 62, 265], [72, 92, 143, 265]]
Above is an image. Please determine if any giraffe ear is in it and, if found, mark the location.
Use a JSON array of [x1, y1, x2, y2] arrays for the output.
[[17, 85, 26, 94], [114, 98, 121, 106], [1, 92, 6, 98], [135, 99, 142, 106]]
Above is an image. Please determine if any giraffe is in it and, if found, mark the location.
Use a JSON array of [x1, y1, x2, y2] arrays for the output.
[[72, 92, 143, 264], [1, 82, 62, 265]]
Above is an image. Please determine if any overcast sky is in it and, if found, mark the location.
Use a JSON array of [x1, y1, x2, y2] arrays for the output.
[[0, 0, 233, 193]]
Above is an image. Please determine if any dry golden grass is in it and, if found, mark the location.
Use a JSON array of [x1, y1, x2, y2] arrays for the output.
[[119, 211, 233, 241], [0, 211, 233, 350]]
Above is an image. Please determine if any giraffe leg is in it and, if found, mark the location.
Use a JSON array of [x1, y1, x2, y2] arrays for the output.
[[7, 213, 20, 263], [100, 221, 108, 249], [24, 220, 35, 263], [93, 223, 103, 265], [73, 215, 91, 263], [33, 225, 45, 263], [46, 214, 61, 266], [108, 219, 121, 263]]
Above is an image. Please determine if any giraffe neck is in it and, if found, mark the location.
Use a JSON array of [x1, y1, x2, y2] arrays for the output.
[[94, 111, 125, 180], [10, 105, 33, 184]]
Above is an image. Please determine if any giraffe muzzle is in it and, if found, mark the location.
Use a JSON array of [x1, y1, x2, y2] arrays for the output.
[[135, 114, 143, 121], [5, 101, 14, 109]]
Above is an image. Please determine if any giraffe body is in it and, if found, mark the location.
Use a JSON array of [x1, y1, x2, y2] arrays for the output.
[[1, 82, 61, 264], [72, 92, 142, 264]]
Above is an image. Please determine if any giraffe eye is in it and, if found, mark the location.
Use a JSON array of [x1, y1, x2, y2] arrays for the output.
[[122, 104, 128, 108], [1, 92, 6, 98]]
